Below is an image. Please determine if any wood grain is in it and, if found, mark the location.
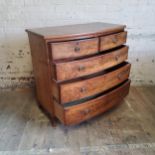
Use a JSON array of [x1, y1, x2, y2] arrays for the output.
[[26, 22, 130, 126], [0, 86, 155, 154], [53, 62, 131, 104], [26, 22, 125, 41], [54, 80, 130, 125], [53, 46, 128, 81], [51, 38, 99, 60], [100, 31, 127, 51], [27, 32, 55, 124]]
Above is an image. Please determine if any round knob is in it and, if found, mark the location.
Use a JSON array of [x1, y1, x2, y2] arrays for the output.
[[117, 74, 122, 80], [112, 37, 117, 43], [115, 55, 119, 61], [80, 87, 86, 93], [74, 47, 80, 52], [84, 109, 90, 114], [78, 65, 85, 71], [81, 109, 90, 115]]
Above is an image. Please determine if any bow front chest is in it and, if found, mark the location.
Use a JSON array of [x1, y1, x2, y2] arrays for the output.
[[26, 22, 131, 126]]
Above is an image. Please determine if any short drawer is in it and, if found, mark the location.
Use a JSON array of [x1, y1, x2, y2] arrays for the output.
[[50, 38, 99, 60], [52, 62, 131, 104], [100, 31, 127, 51], [54, 80, 130, 125], [53, 45, 128, 81]]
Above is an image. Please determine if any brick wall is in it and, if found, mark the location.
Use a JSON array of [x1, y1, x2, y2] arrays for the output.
[[0, 0, 155, 90]]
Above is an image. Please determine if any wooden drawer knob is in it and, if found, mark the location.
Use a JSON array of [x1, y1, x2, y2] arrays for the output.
[[117, 74, 122, 80], [112, 37, 117, 43], [115, 55, 119, 61], [80, 87, 86, 93], [80, 109, 91, 115], [78, 65, 85, 71], [74, 46, 80, 52]]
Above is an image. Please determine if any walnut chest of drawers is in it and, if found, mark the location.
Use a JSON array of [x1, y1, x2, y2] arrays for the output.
[[26, 22, 131, 126]]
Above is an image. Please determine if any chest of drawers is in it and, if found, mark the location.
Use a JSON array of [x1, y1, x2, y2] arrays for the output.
[[26, 22, 131, 126]]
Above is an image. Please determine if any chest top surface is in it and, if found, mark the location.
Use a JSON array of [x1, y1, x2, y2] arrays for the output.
[[26, 22, 125, 40]]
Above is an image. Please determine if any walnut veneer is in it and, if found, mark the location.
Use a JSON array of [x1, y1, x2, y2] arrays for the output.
[[26, 22, 131, 126]]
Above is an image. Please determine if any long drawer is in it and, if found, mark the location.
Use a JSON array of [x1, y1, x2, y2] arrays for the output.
[[53, 46, 128, 81], [54, 80, 130, 125], [52, 62, 131, 104]]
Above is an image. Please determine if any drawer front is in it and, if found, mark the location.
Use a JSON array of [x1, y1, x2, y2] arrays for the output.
[[50, 38, 99, 60], [100, 31, 127, 51], [54, 80, 130, 125], [53, 62, 131, 104], [54, 46, 128, 81]]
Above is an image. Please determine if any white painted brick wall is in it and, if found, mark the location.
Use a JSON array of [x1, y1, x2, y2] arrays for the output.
[[0, 0, 155, 90]]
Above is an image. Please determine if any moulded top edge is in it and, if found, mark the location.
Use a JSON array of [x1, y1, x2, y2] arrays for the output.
[[26, 22, 126, 41]]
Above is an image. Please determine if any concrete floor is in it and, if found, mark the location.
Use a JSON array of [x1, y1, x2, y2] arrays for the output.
[[0, 86, 155, 155]]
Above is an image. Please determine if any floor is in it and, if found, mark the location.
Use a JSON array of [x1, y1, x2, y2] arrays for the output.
[[0, 86, 155, 155]]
